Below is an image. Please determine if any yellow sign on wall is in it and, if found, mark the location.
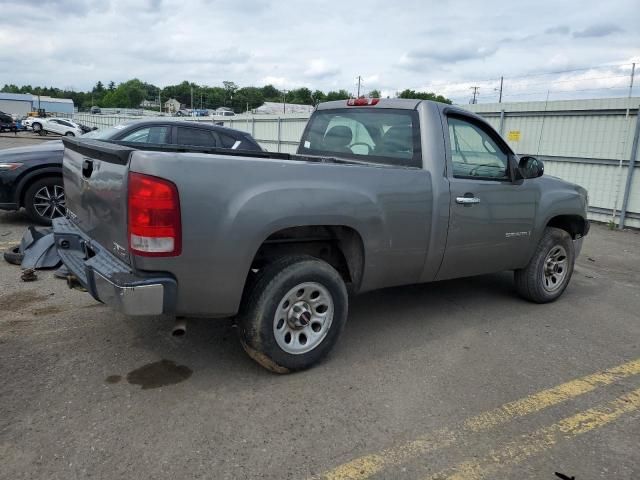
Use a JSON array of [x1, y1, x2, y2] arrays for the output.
[[507, 130, 521, 142]]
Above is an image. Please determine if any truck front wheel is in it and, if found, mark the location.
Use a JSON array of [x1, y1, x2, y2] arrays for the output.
[[514, 227, 575, 303], [237, 255, 348, 373]]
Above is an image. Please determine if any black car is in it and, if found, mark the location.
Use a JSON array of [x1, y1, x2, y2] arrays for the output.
[[0, 111, 17, 133], [0, 119, 264, 225]]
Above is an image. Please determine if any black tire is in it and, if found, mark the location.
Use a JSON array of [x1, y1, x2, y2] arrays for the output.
[[237, 255, 348, 373], [32, 122, 42, 133], [514, 227, 575, 303], [24, 177, 65, 226], [3, 245, 24, 266], [65, 131, 75, 137]]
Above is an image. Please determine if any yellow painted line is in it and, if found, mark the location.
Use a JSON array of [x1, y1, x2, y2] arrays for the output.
[[314, 358, 640, 480], [425, 386, 640, 480]]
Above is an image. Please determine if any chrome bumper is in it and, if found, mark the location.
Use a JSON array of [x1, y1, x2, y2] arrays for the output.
[[53, 217, 176, 316], [93, 270, 166, 315]]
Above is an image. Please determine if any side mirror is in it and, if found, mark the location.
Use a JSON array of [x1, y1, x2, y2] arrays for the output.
[[518, 155, 544, 179]]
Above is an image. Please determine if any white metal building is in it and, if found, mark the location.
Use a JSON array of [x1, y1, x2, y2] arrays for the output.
[[0, 92, 33, 117], [0, 92, 74, 116]]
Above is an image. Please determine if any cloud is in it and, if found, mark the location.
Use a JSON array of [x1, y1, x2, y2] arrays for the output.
[[573, 23, 623, 38], [399, 44, 498, 70], [260, 76, 291, 88], [545, 25, 570, 35], [303, 59, 340, 79], [0, 0, 637, 104]]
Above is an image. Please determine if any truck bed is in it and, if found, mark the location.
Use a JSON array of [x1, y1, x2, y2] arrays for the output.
[[57, 137, 434, 317]]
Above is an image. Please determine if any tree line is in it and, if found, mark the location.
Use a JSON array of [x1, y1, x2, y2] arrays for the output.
[[1, 79, 451, 112]]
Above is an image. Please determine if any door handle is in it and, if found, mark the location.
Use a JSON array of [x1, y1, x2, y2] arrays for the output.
[[82, 159, 93, 178], [456, 196, 480, 205]]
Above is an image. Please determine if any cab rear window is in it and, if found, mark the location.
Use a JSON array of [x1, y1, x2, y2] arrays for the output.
[[299, 108, 421, 168]]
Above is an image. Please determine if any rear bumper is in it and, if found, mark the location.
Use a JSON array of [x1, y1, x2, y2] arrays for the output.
[[53, 217, 177, 316]]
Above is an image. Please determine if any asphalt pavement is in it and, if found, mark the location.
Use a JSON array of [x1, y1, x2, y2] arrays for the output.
[[1, 137, 639, 480]]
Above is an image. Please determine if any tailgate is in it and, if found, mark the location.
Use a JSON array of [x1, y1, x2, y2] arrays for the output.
[[61, 137, 134, 264]]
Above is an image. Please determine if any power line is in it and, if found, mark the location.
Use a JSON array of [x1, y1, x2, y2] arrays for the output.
[[505, 61, 632, 80]]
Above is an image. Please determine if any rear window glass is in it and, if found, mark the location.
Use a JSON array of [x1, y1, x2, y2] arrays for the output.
[[119, 126, 171, 144], [219, 133, 239, 149], [298, 108, 421, 167], [177, 127, 217, 147]]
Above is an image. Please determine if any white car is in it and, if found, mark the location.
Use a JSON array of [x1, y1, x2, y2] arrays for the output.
[[31, 117, 83, 136]]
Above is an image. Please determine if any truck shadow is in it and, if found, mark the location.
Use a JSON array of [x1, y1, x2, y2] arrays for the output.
[[125, 271, 525, 381]]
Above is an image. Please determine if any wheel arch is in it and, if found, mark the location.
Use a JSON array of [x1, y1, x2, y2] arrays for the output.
[[17, 167, 63, 207], [546, 214, 588, 239], [248, 225, 366, 293]]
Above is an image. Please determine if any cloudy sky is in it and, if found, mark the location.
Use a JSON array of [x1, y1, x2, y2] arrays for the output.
[[0, 0, 638, 103]]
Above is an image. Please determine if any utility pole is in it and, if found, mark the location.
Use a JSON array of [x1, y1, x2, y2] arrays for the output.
[[356, 76, 362, 97], [498, 76, 503, 103], [190, 85, 194, 114], [626, 63, 636, 118], [159, 89, 162, 114], [282, 89, 289, 114], [470, 86, 480, 104]]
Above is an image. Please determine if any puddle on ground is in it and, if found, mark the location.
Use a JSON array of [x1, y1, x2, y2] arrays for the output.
[[31, 305, 65, 316], [123, 359, 192, 390], [105, 375, 122, 384], [0, 290, 49, 313]]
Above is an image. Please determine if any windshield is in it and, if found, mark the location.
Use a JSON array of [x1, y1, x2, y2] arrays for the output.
[[298, 108, 421, 167], [82, 123, 129, 140]]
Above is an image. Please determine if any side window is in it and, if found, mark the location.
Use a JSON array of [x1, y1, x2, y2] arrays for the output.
[[218, 133, 239, 149], [120, 126, 171, 144], [177, 127, 217, 147], [448, 117, 509, 180]]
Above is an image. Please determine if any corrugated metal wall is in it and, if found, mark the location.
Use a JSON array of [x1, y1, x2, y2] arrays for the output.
[[73, 97, 640, 228], [465, 97, 640, 228]]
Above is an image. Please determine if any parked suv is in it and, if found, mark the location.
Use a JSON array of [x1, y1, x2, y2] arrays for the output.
[[0, 111, 17, 132]]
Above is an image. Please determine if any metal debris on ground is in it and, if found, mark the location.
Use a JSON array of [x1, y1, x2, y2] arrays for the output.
[[21, 268, 38, 282], [2, 226, 61, 270]]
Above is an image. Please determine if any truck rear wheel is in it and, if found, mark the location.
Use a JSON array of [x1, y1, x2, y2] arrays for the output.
[[514, 227, 575, 303], [237, 255, 348, 373]]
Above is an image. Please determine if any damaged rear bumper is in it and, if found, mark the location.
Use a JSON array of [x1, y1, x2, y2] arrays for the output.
[[52, 217, 177, 316]]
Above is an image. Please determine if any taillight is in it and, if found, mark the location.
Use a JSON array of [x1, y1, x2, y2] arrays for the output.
[[128, 172, 181, 257], [347, 98, 380, 106]]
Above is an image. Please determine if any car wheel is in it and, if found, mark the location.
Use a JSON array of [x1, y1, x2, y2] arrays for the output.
[[32, 122, 42, 133], [65, 131, 75, 137], [24, 177, 66, 226], [237, 255, 348, 373], [3, 245, 24, 266], [514, 227, 575, 303]]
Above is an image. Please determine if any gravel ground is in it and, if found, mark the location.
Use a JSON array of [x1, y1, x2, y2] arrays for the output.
[[0, 136, 639, 480]]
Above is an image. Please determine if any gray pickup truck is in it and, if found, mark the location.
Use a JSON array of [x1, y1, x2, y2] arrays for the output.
[[53, 98, 589, 372]]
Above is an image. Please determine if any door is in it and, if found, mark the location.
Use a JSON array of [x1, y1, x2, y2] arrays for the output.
[[436, 115, 537, 281], [46, 119, 64, 135]]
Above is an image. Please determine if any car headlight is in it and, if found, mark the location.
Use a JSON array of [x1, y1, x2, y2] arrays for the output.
[[0, 163, 24, 171]]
